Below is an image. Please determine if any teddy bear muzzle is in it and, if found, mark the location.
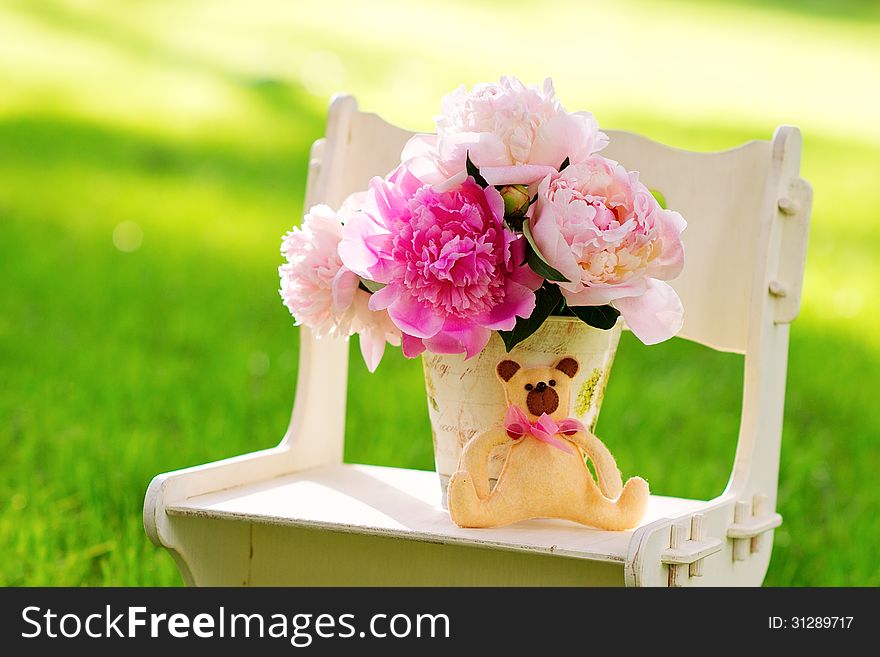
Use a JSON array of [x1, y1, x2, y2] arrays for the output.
[[526, 383, 559, 416]]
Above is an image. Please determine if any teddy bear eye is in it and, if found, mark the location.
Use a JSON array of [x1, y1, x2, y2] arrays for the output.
[[524, 384, 533, 391], [549, 379, 556, 387]]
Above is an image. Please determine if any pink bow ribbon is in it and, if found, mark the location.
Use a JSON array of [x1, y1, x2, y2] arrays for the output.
[[503, 405, 585, 454]]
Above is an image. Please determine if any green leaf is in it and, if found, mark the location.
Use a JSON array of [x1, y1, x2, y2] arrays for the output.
[[568, 304, 621, 330], [552, 296, 575, 317], [650, 188, 667, 209], [522, 221, 569, 282], [525, 249, 569, 283], [559, 156, 570, 171], [498, 283, 562, 352], [359, 278, 386, 293], [465, 152, 489, 188]]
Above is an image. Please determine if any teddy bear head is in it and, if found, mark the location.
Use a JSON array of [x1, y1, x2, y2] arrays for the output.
[[496, 356, 580, 422]]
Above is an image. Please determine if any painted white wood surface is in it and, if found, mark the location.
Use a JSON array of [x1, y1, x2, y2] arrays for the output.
[[144, 95, 811, 587], [167, 463, 704, 563]]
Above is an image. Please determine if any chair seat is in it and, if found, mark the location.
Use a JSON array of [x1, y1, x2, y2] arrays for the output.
[[166, 463, 706, 563]]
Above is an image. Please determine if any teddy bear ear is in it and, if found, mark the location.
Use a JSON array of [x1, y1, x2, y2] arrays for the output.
[[496, 360, 521, 382], [554, 357, 579, 378]]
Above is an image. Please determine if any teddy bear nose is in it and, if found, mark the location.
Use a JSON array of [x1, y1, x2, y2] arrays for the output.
[[535, 381, 547, 392]]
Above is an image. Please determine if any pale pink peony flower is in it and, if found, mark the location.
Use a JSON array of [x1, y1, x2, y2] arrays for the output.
[[339, 165, 541, 358], [279, 204, 400, 372], [402, 76, 607, 189], [530, 156, 686, 345]]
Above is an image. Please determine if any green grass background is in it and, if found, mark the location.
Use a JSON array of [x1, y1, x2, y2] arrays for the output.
[[1, 0, 878, 586]]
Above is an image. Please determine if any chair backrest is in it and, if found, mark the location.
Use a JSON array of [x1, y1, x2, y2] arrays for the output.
[[309, 95, 809, 355]]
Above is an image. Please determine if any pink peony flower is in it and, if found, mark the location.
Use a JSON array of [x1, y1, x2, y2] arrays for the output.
[[339, 165, 541, 358], [402, 76, 607, 189], [279, 204, 400, 372], [530, 156, 687, 345]]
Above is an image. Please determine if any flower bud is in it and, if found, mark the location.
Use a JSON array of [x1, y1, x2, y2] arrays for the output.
[[499, 184, 531, 219]]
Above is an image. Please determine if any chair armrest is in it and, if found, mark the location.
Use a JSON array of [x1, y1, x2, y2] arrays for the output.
[[144, 444, 295, 548]]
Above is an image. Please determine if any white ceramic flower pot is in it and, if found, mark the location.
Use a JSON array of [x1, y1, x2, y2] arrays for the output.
[[422, 316, 622, 507]]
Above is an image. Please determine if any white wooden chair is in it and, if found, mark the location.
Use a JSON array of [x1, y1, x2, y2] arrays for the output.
[[144, 95, 811, 586]]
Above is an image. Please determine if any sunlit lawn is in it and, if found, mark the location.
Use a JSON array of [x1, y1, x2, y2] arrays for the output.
[[1, 0, 878, 586]]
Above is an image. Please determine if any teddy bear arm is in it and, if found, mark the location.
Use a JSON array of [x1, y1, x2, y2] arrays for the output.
[[568, 430, 624, 499], [458, 426, 511, 499]]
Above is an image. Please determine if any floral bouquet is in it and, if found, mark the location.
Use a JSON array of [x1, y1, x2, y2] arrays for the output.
[[280, 77, 686, 372]]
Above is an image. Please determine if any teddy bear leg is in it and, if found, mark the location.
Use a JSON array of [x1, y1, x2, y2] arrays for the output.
[[448, 472, 528, 528], [575, 476, 650, 531], [447, 471, 491, 528]]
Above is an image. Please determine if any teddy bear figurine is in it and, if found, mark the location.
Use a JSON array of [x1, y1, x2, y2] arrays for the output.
[[447, 356, 649, 530]]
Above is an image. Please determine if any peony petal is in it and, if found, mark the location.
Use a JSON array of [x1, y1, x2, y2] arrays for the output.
[[529, 202, 583, 287], [338, 191, 367, 217], [511, 262, 544, 291], [424, 318, 491, 359], [401, 332, 426, 358], [481, 164, 558, 186], [331, 267, 359, 313], [561, 277, 647, 306], [431, 169, 469, 193], [440, 131, 510, 170], [400, 133, 438, 171], [528, 113, 608, 169], [473, 280, 536, 330], [508, 238, 544, 290], [400, 134, 468, 189], [338, 210, 391, 280], [357, 327, 387, 373], [528, 114, 573, 168], [385, 163, 424, 198], [367, 283, 399, 311], [366, 174, 408, 220], [612, 278, 683, 345], [386, 293, 445, 339], [647, 208, 687, 280], [482, 184, 506, 223], [401, 132, 437, 156], [571, 111, 609, 155]]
